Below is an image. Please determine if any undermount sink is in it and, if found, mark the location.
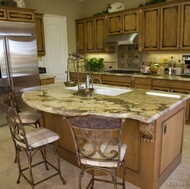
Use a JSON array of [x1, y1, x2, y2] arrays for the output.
[[65, 85, 132, 96]]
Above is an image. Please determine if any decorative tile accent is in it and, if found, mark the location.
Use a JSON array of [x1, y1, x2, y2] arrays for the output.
[[118, 45, 142, 69]]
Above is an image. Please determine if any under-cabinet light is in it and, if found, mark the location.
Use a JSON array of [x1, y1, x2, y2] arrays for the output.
[[146, 92, 181, 99]]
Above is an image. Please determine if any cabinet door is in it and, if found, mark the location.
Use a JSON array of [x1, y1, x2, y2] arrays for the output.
[[160, 3, 180, 50], [142, 7, 160, 51], [85, 19, 95, 52], [0, 8, 7, 20], [107, 13, 122, 35], [123, 10, 138, 33], [7, 9, 34, 22], [76, 20, 85, 52], [95, 17, 105, 51], [180, 1, 190, 49], [35, 13, 45, 56]]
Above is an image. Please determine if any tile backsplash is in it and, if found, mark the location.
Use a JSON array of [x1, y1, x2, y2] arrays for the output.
[[118, 45, 142, 70]]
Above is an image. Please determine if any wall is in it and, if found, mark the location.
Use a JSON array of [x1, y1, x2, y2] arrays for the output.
[[24, 0, 83, 53]]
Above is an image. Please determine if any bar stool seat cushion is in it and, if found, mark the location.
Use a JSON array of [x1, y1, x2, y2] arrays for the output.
[[17, 127, 59, 149]]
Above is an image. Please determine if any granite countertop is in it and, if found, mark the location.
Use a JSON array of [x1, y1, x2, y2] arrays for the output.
[[39, 74, 56, 80], [22, 83, 190, 124], [72, 71, 190, 81]]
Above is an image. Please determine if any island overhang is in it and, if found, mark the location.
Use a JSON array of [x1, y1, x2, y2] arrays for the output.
[[22, 83, 189, 189]]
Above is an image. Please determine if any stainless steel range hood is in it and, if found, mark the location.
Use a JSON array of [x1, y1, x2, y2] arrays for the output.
[[104, 33, 138, 46]]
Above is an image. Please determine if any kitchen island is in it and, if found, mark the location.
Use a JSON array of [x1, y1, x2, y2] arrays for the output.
[[22, 83, 190, 189]]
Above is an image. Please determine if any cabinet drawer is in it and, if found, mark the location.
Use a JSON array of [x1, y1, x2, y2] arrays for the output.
[[152, 79, 171, 87], [40, 78, 55, 85], [134, 77, 152, 85], [101, 74, 131, 86], [0, 9, 7, 20], [70, 72, 86, 82], [170, 80, 190, 90], [153, 79, 190, 90], [7, 9, 34, 22]]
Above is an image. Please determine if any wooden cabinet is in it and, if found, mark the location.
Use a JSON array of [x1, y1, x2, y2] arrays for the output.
[[35, 13, 45, 56], [40, 77, 55, 85], [140, 7, 160, 51], [107, 9, 138, 35], [85, 18, 95, 52], [180, 1, 190, 49], [75, 20, 85, 52], [160, 109, 184, 174], [152, 78, 190, 120], [70, 72, 86, 82], [160, 3, 180, 50], [140, 1, 190, 51], [152, 79, 190, 93], [0, 6, 35, 22], [76, 16, 107, 52], [107, 13, 122, 35], [101, 74, 131, 87], [0, 8, 6, 20], [123, 9, 138, 33], [133, 77, 152, 89], [94, 16, 106, 51]]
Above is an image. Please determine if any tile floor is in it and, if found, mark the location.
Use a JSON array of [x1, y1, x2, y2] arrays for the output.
[[0, 124, 189, 189]]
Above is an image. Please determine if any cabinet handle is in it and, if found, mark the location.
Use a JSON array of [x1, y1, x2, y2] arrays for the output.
[[163, 123, 167, 135]]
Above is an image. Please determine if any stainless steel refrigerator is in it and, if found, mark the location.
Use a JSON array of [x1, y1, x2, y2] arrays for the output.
[[0, 21, 40, 126]]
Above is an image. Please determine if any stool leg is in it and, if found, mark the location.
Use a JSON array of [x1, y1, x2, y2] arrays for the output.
[[113, 169, 117, 189], [28, 151, 35, 189], [16, 146, 21, 184], [79, 166, 84, 189], [40, 148, 49, 170], [52, 144, 66, 185]]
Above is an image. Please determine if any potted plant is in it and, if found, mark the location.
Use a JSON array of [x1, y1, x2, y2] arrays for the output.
[[84, 58, 104, 72]]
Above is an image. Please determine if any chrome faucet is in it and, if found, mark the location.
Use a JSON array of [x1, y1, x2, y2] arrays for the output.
[[92, 77, 102, 84], [85, 75, 102, 89]]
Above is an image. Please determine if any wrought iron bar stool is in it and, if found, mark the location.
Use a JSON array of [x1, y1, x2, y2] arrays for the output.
[[0, 85, 42, 162], [0, 102, 66, 189], [66, 115, 127, 189]]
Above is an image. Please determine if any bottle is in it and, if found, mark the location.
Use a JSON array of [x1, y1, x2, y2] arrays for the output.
[[168, 56, 175, 75], [86, 74, 90, 88]]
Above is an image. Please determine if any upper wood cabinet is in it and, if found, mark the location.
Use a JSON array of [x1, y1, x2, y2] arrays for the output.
[[76, 16, 110, 53], [140, 1, 190, 51], [107, 13, 122, 35], [0, 6, 35, 22], [85, 18, 95, 51], [95, 16, 106, 51], [107, 9, 138, 35], [160, 3, 180, 50], [180, 1, 190, 49], [123, 10, 139, 33], [35, 13, 46, 56], [140, 7, 160, 51], [75, 20, 85, 52]]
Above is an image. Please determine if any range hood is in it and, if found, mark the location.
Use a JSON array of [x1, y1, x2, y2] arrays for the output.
[[104, 33, 138, 46]]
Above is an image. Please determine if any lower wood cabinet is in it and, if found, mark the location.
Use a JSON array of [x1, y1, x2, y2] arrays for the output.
[[133, 77, 152, 89], [101, 74, 131, 87], [40, 77, 55, 85]]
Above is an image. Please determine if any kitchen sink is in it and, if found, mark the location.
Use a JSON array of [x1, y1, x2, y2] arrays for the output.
[[65, 85, 132, 96]]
